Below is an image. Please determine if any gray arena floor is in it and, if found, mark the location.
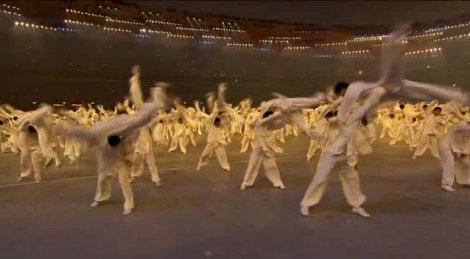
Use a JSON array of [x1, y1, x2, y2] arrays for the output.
[[1, 136, 469, 259]]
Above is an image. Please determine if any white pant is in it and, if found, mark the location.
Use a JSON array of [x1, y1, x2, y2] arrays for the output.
[[94, 163, 134, 211], [413, 134, 440, 159], [242, 148, 284, 188], [301, 151, 366, 208], [131, 150, 161, 183], [440, 148, 470, 187], [198, 143, 230, 170], [19, 149, 42, 181]]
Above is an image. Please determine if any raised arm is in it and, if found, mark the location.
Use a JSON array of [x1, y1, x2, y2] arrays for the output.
[[129, 65, 144, 109], [215, 83, 228, 111], [17, 104, 53, 127], [346, 87, 387, 126]]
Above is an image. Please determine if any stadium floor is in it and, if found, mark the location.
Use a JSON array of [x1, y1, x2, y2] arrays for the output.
[[1, 136, 469, 259]]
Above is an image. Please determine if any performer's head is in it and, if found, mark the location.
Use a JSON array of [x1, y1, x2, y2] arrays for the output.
[[262, 110, 274, 118], [107, 135, 121, 147], [27, 125, 37, 134], [177, 117, 183, 124], [361, 116, 369, 126], [334, 81, 349, 96], [433, 107, 442, 116], [214, 117, 221, 127], [325, 110, 337, 121]]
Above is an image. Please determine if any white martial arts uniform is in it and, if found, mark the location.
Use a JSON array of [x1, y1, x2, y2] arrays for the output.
[[57, 88, 166, 215], [440, 121, 470, 191]]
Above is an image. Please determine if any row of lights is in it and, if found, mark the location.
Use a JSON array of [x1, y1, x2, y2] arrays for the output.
[[141, 11, 159, 15], [187, 17, 203, 22], [226, 43, 254, 47], [260, 39, 290, 44], [347, 35, 386, 43], [103, 27, 131, 33], [64, 19, 99, 27], [146, 19, 181, 26], [140, 28, 169, 35], [267, 36, 301, 40], [166, 33, 194, 40], [212, 27, 245, 33], [105, 18, 143, 26], [284, 46, 311, 50], [313, 54, 336, 58], [201, 35, 231, 40], [199, 41, 216, 44], [294, 30, 323, 34], [66, 9, 108, 19], [14, 21, 75, 32], [2, 3, 20, 11], [341, 50, 371, 55], [98, 5, 119, 11], [315, 42, 347, 47], [175, 26, 209, 32], [404, 47, 442, 56], [434, 33, 470, 42], [134, 34, 150, 39], [0, 8, 21, 16], [371, 40, 408, 47], [424, 22, 470, 33], [406, 31, 443, 40]]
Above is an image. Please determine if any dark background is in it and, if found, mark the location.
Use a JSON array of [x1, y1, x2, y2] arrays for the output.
[[1, 13, 470, 109]]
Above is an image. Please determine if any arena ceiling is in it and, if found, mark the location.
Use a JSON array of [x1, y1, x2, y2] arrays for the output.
[[132, 1, 470, 27]]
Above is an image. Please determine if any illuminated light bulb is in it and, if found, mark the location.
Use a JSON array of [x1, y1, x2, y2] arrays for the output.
[[14, 21, 18, 26]]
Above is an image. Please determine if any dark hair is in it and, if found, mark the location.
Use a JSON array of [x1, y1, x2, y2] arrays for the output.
[[325, 111, 337, 119], [361, 116, 368, 126], [214, 117, 221, 126], [13, 116, 18, 120], [433, 107, 442, 112], [0, 120, 4, 126], [27, 125, 37, 134], [423, 104, 428, 109], [159, 120, 164, 123], [399, 104, 405, 110], [262, 110, 274, 118], [334, 81, 349, 95], [390, 114, 395, 119], [177, 117, 183, 123], [107, 135, 121, 147]]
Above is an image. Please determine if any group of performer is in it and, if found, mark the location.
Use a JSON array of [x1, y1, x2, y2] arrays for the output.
[[1, 23, 470, 216]]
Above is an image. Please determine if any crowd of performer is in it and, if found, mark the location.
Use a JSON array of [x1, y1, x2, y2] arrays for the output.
[[1, 23, 470, 217]]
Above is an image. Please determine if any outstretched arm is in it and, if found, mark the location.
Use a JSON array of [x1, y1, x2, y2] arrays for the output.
[[129, 65, 144, 109], [17, 104, 52, 127], [216, 83, 228, 111], [401, 80, 468, 104], [255, 110, 284, 128], [346, 87, 387, 126], [377, 23, 410, 86]]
